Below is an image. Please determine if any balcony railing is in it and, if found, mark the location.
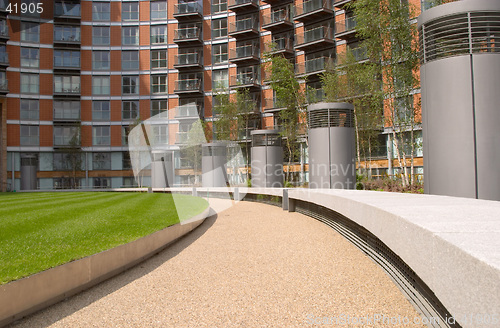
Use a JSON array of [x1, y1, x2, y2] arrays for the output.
[[230, 44, 260, 61], [54, 2, 81, 18], [0, 51, 8, 65], [262, 9, 292, 28], [230, 71, 260, 87], [0, 24, 8, 38], [53, 111, 80, 121], [176, 104, 201, 118], [54, 135, 80, 147], [296, 57, 335, 76], [174, 52, 202, 67], [174, 2, 202, 16], [0, 79, 7, 92], [335, 16, 357, 35], [228, 0, 259, 10], [294, 0, 333, 19], [175, 79, 202, 92], [54, 32, 81, 43], [176, 132, 189, 144], [265, 37, 294, 54], [174, 27, 202, 42], [349, 46, 368, 62], [54, 85, 81, 95], [295, 26, 334, 47], [229, 17, 259, 35], [264, 97, 285, 110]]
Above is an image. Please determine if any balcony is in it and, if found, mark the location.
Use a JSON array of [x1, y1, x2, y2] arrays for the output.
[[264, 37, 294, 57], [230, 70, 261, 90], [262, 9, 293, 31], [335, 16, 357, 39], [230, 44, 260, 63], [295, 26, 335, 51], [176, 132, 189, 144], [264, 97, 285, 112], [296, 57, 334, 77], [54, 134, 80, 148], [54, 2, 81, 22], [333, 0, 352, 8], [0, 79, 7, 94], [0, 23, 8, 40], [53, 29, 81, 49], [228, 0, 259, 13], [175, 104, 201, 119], [229, 17, 259, 38], [174, 52, 203, 69], [174, 78, 203, 94], [53, 111, 80, 123], [173, 2, 203, 20], [294, 0, 333, 22], [54, 85, 80, 97], [347, 46, 368, 62], [174, 26, 202, 44], [0, 51, 8, 66]]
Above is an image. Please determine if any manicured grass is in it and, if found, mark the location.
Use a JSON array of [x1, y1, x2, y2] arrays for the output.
[[0, 192, 208, 285]]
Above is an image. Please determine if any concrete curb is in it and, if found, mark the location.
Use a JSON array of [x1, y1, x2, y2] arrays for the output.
[[0, 207, 210, 327]]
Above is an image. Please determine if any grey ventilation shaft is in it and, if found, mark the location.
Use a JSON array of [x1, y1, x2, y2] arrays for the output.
[[251, 130, 283, 188], [202, 142, 228, 187], [418, 0, 500, 200], [20, 155, 37, 190], [151, 150, 174, 188]]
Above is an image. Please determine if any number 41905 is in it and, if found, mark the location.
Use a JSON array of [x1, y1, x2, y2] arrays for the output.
[[6, 2, 44, 14]]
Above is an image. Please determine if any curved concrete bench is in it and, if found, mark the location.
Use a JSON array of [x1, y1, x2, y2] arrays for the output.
[[0, 206, 210, 327], [185, 187, 499, 328]]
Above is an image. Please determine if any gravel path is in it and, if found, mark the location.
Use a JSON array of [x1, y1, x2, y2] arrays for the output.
[[10, 201, 425, 327]]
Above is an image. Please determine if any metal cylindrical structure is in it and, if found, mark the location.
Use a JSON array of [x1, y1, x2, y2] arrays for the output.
[[251, 130, 283, 188], [418, 0, 500, 200], [20, 155, 37, 190], [307, 102, 355, 189], [202, 142, 228, 187], [151, 150, 174, 188]]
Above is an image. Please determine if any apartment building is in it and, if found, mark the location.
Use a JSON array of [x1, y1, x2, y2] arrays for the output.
[[0, 0, 425, 191]]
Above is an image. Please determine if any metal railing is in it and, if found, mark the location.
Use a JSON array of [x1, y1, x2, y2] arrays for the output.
[[174, 26, 202, 41], [294, 0, 332, 17], [0, 24, 8, 37], [230, 44, 260, 60], [230, 71, 260, 86], [0, 79, 8, 91], [174, 2, 202, 15], [229, 17, 259, 34], [228, 0, 259, 8], [175, 79, 202, 92], [295, 26, 334, 46], [176, 104, 201, 118], [175, 52, 202, 66], [54, 85, 81, 94], [262, 9, 292, 26], [0, 52, 8, 64], [54, 2, 81, 17], [265, 37, 294, 53], [296, 57, 333, 75], [335, 16, 357, 34], [349, 46, 368, 62]]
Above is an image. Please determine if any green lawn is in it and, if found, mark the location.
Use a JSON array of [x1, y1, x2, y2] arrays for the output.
[[0, 192, 208, 285]]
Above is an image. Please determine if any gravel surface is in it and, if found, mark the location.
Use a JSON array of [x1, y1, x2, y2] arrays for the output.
[[10, 201, 426, 328]]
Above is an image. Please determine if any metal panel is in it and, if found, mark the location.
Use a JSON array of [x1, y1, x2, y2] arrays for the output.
[[202, 143, 228, 188]]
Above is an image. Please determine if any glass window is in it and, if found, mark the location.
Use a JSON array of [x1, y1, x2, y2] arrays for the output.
[[54, 25, 80, 42], [212, 19, 227, 38], [212, 0, 227, 13], [54, 1, 81, 17], [54, 101, 80, 120], [22, 0, 40, 17], [92, 2, 110, 21], [122, 51, 139, 70], [92, 76, 110, 95], [92, 127, 110, 146], [92, 26, 110, 45], [122, 26, 139, 45], [92, 51, 110, 70], [21, 47, 39, 68], [122, 127, 131, 146], [0, 45, 6, 64], [0, 20, 8, 38], [54, 153, 75, 171], [93, 177, 111, 188], [92, 101, 110, 121], [122, 2, 139, 21], [20, 99, 39, 120], [20, 125, 39, 146], [151, 0, 167, 20], [122, 76, 139, 95], [122, 101, 139, 120], [151, 99, 167, 116], [122, 176, 137, 186], [212, 43, 228, 64], [54, 75, 80, 94], [20, 21, 39, 43], [151, 50, 167, 69], [213, 69, 228, 89], [20, 73, 39, 94], [54, 126, 80, 146], [92, 152, 111, 169], [153, 125, 169, 144], [54, 50, 80, 68], [151, 25, 167, 44], [151, 75, 167, 94]]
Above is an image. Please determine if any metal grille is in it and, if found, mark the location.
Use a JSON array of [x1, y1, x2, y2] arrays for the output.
[[308, 108, 354, 129], [420, 11, 500, 63]]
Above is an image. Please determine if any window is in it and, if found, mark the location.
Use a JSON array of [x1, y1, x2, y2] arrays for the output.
[[92, 152, 111, 170], [153, 125, 169, 144], [212, 43, 228, 64], [212, 0, 227, 13], [151, 50, 167, 69], [20, 74, 39, 94], [122, 101, 139, 120], [21, 47, 39, 68], [54, 1, 81, 17], [20, 125, 39, 146], [54, 177, 82, 189], [122, 127, 131, 146], [92, 2, 110, 21], [53, 126, 80, 146], [122, 76, 139, 95], [54, 25, 80, 42], [151, 100, 167, 116], [92, 126, 110, 146], [212, 19, 227, 38], [22, 0, 40, 17], [212, 69, 228, 89], [20, 99, 39, 120], [122, 151, 132, 169], [20, 21, 39, 43], [0, 45, 6, 64], [122, 2, 139, 21], [122, 177, 137, 187], [151, 25, 167, 44], [94, 177, 111, 188], [92, 26, 110, 45], [92, 101, 110, 121], [0, 20, 8, 37], [92, 76, 110, 95], [53, 153, 73, 171], [151, 0, 167, 20], [122, 51, 139, 70], [151, 75, 167, 94], [122, 26, 139, 45], [92, 51, 110, 70], [54, 76, 80, 94], [54, 50, 80, 68], [54, 101, 80, 120]]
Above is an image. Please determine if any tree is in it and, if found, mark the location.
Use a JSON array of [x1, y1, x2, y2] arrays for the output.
[[349, 0, 421, 187], [264, 50, 307, 184], [183, 120, 206, 186], [63, 124, 83, 189]]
